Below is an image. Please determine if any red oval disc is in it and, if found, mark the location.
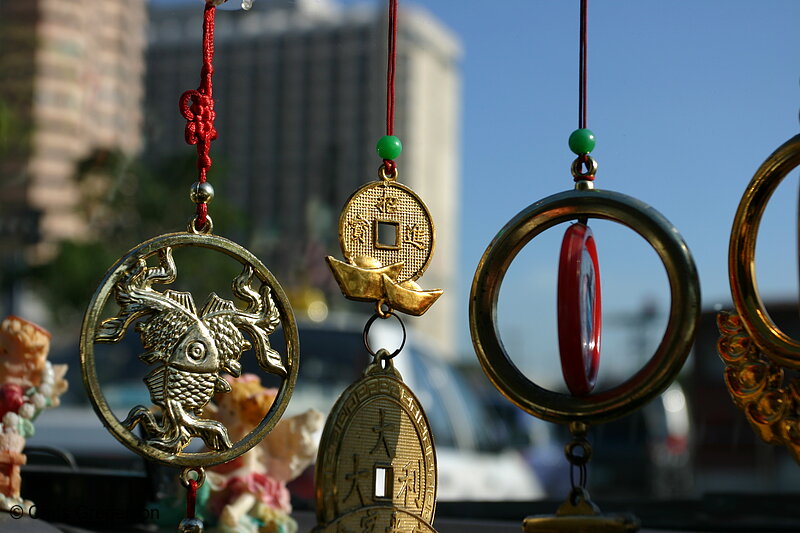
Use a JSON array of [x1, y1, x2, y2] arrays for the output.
[[557, 222, 601, 396]]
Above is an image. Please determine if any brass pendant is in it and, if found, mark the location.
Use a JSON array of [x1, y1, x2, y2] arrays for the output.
[[470, 186, 700, 533], [470, 188, 700, 424], [327, 168, 442, 316], [80, 230, 298, 467], [313, 351, 437, 533], [718, 134, 800, 461]]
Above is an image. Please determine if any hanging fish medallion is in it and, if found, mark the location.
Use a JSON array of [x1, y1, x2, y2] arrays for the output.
[[81, 232, 298, 467]]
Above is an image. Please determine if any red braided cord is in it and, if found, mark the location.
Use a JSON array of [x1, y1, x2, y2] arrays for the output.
[[382, 0, 398, 175], [578, 0, 588, 130], [186, 479, 198, 519], [179, 4, 217, 228], [386, 0, 398, 136]]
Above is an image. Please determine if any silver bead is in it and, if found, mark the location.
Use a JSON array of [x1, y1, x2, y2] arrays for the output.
[[190, 181, 215, 204], [178, 517, 204, 533]]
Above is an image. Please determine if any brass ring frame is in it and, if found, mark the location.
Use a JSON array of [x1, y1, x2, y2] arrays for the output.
[[470, 189, 700, 425], [729, 134, 800, 369], [180, 466, 206, 488], [80, 232, 299, 467], [187, 214, 214, 235], [363, 311, 406, 359]]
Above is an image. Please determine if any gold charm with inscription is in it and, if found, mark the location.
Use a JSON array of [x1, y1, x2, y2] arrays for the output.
[[326, 166, 443, 316], [313, 346, 437, 533], [318, 3, 440, 531]]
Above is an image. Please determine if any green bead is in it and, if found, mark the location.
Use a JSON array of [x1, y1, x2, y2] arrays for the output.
[[376, 135, 402, 160], [568, 129, 596, 155]]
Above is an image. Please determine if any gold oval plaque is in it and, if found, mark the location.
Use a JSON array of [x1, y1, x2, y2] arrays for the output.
[[313, 358, 437, 532]]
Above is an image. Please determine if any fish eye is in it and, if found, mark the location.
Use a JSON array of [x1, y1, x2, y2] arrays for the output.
[[186, 341, 206, 361]]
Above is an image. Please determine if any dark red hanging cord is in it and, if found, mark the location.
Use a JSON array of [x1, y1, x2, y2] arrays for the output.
[[578, 0, 588, 131], [179, 3, 218, 229], [186, 479, 198, 519], [383, 0, 399, 174]]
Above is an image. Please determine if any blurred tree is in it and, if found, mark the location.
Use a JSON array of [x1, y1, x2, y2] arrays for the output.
[[25, 150, 245, 325], [0, 99, 26, 157]]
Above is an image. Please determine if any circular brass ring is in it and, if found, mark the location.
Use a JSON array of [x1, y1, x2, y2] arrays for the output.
[[375, 299, 392, 318], [469, 188, 700, 425], [729, 134, 800, 368], [378, 164, 399, 181], [363, 311, 406, 359], [565, 440, 592, 466], [80, 232, 299, 467], [571, 155, 598, 179], [187, 214, 214, 235], [180, 467, 206, 488]]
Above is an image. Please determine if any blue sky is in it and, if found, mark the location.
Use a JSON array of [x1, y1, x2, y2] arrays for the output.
[[159, 0, 800, 385], [407, 0, 800, 384], [383, 0, 799, 385]]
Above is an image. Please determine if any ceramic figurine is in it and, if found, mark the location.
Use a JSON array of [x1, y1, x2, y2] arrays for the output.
[[204, 374, 323, 533], [0, 316, 68, 514]]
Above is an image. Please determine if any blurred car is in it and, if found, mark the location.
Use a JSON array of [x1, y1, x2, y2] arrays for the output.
[[274, 317, 546, 501], [472, 376, 692, 500], [585, 382, 692, 499], [28, 316, 545, 501]]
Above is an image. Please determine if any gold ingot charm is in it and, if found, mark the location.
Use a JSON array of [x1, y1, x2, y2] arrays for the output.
[[327, 168, 442, 316], [81, 231, 298, 467], [313, 351, 437, 533]]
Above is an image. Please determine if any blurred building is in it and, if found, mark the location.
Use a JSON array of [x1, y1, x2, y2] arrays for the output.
[[146, 0, 461, 358], [0, 0, 146, 261], [690, 302, 800, 493]]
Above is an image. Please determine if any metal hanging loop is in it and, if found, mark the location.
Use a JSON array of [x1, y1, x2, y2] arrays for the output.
[[180, 466, 206, 488], [188, 214, 214, 235], [378, 163, 399, 182], [571, 155, 598, 180], [363, 311, 406, 359]]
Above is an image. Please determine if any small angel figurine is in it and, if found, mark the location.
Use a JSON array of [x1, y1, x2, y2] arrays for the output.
[[0, 315, 68, 514], [204, 374, 323, 533]]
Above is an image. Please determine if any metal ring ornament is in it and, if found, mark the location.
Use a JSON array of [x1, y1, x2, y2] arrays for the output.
[[363, 311, 406, 359], [729, 134, 800, 369], [80, 231, 299, 467], [469, 188, 700, 425], [565, 440, 592, 466], [378, 163, 399, 182], [571, 155, 598, 180], [180, 467, 206, 488], [188, 214, 214, 235]]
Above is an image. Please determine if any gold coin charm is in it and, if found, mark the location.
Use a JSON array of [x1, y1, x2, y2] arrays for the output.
[[327, 169, 443, 316], [340, 179, 433, 283], [313, 350, 437, 533], [80, 231, 298, 468]]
